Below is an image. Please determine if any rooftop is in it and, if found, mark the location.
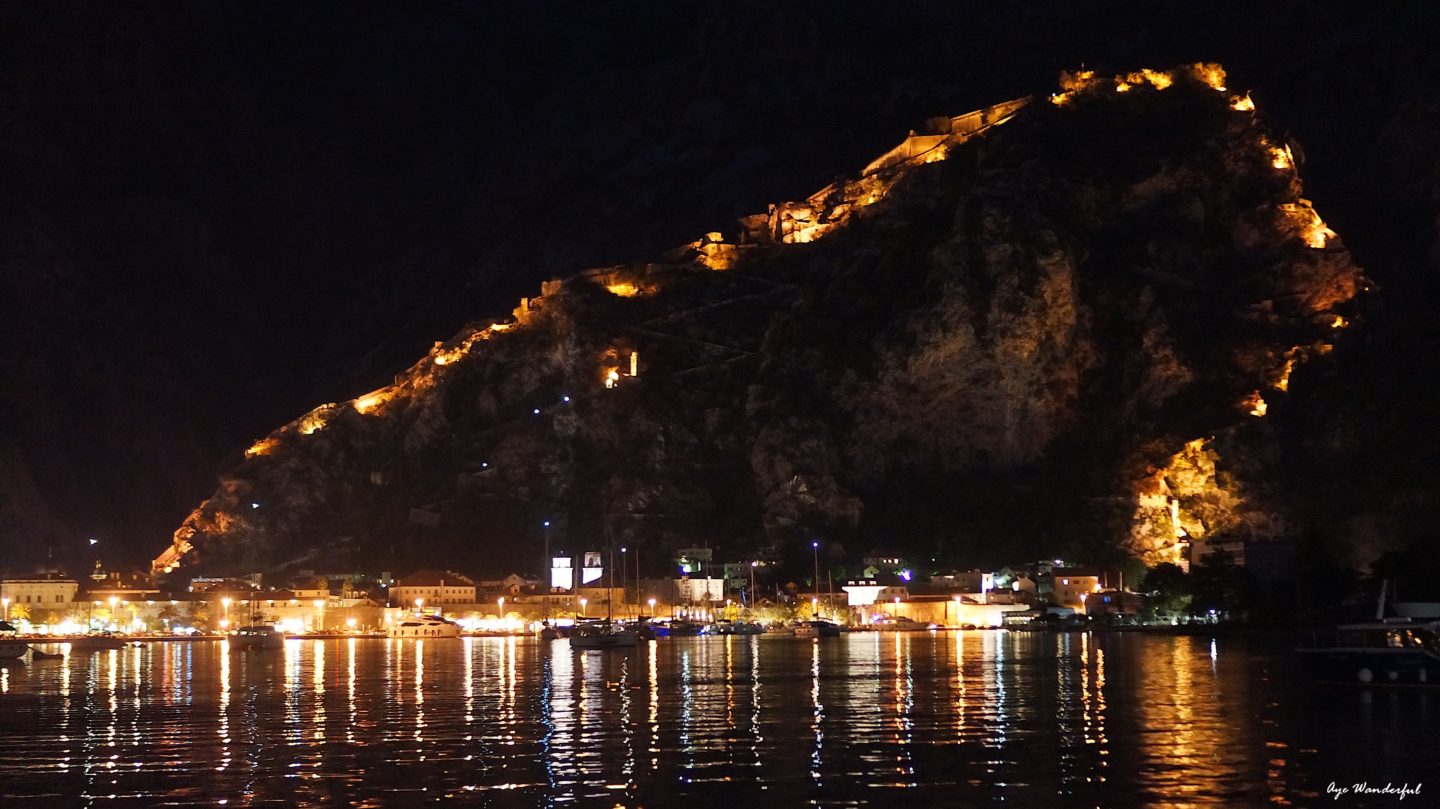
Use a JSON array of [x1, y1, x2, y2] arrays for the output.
[[395, 569, 477, 588]]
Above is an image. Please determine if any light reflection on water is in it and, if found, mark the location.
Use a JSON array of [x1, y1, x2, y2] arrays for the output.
[[0, 633, 1435, 806]]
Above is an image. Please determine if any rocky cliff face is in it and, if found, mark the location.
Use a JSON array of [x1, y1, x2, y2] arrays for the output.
[[156, 65, 1365, 577]]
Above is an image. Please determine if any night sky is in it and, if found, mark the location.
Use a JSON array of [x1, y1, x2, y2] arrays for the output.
[[4, 2, 1439, 571]]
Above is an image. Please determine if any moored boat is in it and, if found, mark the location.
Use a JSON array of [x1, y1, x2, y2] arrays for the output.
[[708, 620, 766, 636], [666, 620, 704, 637], [870, 615, 931, 632], [1297, 618, 1440, 686], [71, 631, 127, 651], [793, 620, 842, 639], [0, 621, 27, 659], [232, 624, 285, 650], [537, 622, 570, 641], [388, 613, 461, 638], [569, 621, 639, 650]]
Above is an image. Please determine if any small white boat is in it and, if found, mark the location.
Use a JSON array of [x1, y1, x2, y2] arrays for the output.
[[388, 613, 461, 638], [232, 624, 284, 650], [0, 621, 28, 659], [569, 621, 638, 650]]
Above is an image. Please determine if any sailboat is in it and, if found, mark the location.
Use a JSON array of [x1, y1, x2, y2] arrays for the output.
[[568, 510, 638, 650], [1297, 580, 1440, 687], [569, 619, 638, 649], [72, 601, 126, 650], [231, 599, 284, 650]]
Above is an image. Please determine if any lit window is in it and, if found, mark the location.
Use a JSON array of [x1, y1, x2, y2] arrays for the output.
[[1062, 579, 1070, 586]]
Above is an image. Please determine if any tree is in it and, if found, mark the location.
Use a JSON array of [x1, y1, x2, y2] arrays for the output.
[[1140, 562, 1190, 620], [187, 602, 212, 631], [1188, 552, 1254, 620], [6, 603, 31, 623], [157, 602, 182, 631]]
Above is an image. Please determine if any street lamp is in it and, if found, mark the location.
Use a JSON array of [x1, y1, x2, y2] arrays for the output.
[[579, 597, 587, 617], [811, 540, 820, 613], [497, 596, 505, 617], [415, 597, 424, 613], [313, 599, 325, 632], [647, 598, 656, 617], [542, 519, 553, 598]]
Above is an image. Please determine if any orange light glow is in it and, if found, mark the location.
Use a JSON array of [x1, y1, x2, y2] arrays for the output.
[[1269, 144, 1294, 171], [1231, 94, 1255, 112], [1280, 202, 1336, 249], [1245, 391, 1268, 417], [354, 389, 394, 415], [1051, 64, 1229, 109], [1188, 62, 1227, 92], [1274, 356, 1297, 393], [1331, 315, 1348, 329], [298, 407, 332, 435], [245, 436, 280, 458], [604, 282, 641, 297], [1139, 68, 1173, 90]]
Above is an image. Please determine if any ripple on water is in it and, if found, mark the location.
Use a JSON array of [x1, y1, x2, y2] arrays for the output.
[[0, 633, 1434, 806]]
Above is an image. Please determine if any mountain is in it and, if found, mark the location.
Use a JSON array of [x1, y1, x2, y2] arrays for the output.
[[152, 65, 1368, 580]]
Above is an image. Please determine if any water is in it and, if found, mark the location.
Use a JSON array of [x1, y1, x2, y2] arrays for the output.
[[0, 632, 1435, 806]]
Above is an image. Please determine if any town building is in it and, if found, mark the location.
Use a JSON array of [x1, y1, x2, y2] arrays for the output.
[[853, 591, 1029, 627], [390, 570, 478, 608], [1047, 568, 1104, 608], [479, 573, 534, 596], [1187, 538, 1296, 582], [675, 577, 725, 605], [675, 547, 713, 575], [930, 569, 996, 597], [841, 576, 911, 607], [861, 551, 908, 578], [1085, 589, 1143, 619], [84, 570, 161, 603], [288, 576, 331, 600], [1, 572, 80, 619]]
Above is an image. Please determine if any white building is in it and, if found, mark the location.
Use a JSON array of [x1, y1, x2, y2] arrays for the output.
[[1, 575, 80, 616], [674, 577, 724, 603], [841, 578, 910, 607]]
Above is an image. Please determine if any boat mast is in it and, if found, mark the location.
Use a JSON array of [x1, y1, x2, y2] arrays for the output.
[[605, 498, 615, 623], [541, 518, 551, 622]]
